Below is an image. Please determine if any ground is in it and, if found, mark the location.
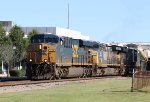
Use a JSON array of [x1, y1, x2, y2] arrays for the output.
[[0, 78, 150, 102]]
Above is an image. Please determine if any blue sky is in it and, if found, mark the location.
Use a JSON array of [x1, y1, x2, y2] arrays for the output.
[[0, 0, 150, 42]]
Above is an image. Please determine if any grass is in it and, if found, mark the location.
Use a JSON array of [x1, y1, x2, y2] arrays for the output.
[[0, 78, 150, 102]]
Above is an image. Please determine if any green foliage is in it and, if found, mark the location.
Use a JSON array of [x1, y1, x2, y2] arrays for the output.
[[0, 25, 29, 76], [28, 29, 38, 40], [2, 36, 12, 45], [0, 23, 12, 57], [138, 50, 147, 61], [9, 25, 25, 62], [0, 22, 6, 44], [0, 22, 5, 36], [9, 70, 21, 76], [9, 25, 24, 44], [23, 38, 29, 49], [21, 67, 26, 76], [21, 38, 29, 58], [9, 69, 26, 77], [0, 24, 13, 75]]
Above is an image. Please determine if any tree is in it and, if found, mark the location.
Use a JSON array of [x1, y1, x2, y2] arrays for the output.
[[0, 35, 14, 77], [9, 25, 25, 62], [0, 22, 5, 35], [0, 22, 6, 44], [28, 29, 38, 40], [0, 44, 14, 76], [0, 22, 5, 60], [20, 38, 29, 60], [0, 23, 14, 76]]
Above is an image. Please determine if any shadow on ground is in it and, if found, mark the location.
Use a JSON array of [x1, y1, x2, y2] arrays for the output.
[[102, 87, 150, 93]]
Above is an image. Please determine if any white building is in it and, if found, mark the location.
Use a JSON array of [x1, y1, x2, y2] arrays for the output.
[[0, 21, 16, 27], [3, 26, 90, 40], [21, 27, 90, 40]]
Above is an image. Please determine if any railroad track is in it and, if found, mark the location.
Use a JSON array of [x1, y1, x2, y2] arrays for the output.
[[0, 76, 123, 87]]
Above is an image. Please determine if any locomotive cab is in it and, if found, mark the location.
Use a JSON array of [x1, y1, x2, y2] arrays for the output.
[[26, 34, 60, 79], [27, 34, 59, 64]]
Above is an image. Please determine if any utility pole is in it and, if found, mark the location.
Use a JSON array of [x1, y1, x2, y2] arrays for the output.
[[131, 68, 135, 92], [68, 3, 70, 29]]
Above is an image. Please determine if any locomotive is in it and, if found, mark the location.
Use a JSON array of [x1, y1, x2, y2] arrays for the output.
[[26, 33, 140, 80]]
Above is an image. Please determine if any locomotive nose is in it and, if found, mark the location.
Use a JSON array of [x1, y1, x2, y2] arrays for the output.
[[27, 43, 56, 64], [27, 44, 43, 64]]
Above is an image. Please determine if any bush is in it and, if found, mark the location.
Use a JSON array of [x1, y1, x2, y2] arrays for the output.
[[10, 69, 26, 77], [10, 70, 21, 77]]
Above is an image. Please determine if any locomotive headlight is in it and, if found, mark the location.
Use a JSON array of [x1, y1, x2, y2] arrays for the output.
[[44, 59, 47, 62], [30, 59, 32, 62], [39, 45, 42, 49]]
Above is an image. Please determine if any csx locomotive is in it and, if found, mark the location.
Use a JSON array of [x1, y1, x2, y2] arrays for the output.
[[26, 34, 140, 80]]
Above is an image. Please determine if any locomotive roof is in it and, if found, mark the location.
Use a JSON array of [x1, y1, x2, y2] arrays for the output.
[[31, 34, 59, 39], [31, 34, 105, 48]]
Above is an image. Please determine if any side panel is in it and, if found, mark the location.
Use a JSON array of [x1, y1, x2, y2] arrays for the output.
[[56, 45, 72, 66]]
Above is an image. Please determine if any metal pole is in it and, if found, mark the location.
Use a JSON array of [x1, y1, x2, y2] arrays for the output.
[[13, 46, 16, 69], [131, 68, 135, 92], [68, 3, 70, 29], [2, 61, 3, 74], [20, 62, 21, 70]]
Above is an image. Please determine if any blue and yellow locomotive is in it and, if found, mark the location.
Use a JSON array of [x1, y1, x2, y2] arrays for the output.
[[26, 33, 140, 80]]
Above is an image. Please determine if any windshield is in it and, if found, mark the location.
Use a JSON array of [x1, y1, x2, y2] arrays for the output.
[[31, 38, 45, 43], [31, 34, 59, 44]]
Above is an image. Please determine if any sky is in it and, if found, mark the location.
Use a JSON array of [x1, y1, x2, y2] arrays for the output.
[[0, 0, 150, 42]]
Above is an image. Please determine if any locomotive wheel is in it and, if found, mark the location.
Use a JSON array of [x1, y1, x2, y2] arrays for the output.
[[30, 63, 56, 80], [100, 69, 105, 76], [82, 68, 92, 78], [82, 69, 87, 78], [118, 68, 123, 75], [57, 68, 63, 79], [43, 63, 55, 80]]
